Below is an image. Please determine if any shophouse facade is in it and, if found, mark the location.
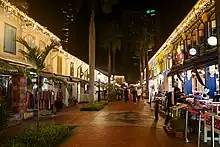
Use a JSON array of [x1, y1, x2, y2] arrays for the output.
[[148, 0, 218, 98], [0, 0, 108, 119]]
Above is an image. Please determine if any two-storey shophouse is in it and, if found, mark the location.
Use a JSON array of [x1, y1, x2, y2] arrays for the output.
[[0, 0, 108, 119], [148, 0, 218, 99]]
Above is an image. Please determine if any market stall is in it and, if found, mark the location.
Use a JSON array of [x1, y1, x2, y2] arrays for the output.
[[162, 89, 220, 146]]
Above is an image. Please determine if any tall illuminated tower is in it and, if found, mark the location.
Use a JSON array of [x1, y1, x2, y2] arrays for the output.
[[61, 3, 74, 51], [141, 8, 160, 51]]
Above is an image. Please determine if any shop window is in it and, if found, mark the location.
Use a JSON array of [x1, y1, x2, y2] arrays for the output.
[[186, 39, 191, 58], [84, 70, 88, 80], [172, 47, 177, 65], [199, 30, 204, 43], [211, 20, 216, 36], [180, 41, 184, 51], [4, 23, 17, 54], [77, 66, 80, 78], [192, 35, 197, 47], [192, 29, 197, 47], [70, 62, 74, 76], [57, 56, 62, 74], [77, 66, 83, 78], [198, 24, 205, 43], [192, 35, 197, 46], [186, 37, 191, 49]]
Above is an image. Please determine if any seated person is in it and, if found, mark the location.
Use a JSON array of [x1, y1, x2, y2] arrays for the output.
[[194, 92, 202, 100], [174, 87, 188, 104]]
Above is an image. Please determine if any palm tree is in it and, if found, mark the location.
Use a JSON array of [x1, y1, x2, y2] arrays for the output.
[[17, 38, 59, 128], [98, 21, 122, 99], [130, 24, 154, 96], [87, 0, 119, 103], [111, 24, 123, 80]]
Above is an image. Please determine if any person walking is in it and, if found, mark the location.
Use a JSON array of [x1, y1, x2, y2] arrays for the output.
[[132, 88, 137, 104], [124, 88, 129, 102], [137, 88, 142, 103], [154, 95, 159, 121]]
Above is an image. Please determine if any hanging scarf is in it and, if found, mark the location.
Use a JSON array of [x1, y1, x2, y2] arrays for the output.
[[193, 69, 208, 89], [177, 73, 185, 84]]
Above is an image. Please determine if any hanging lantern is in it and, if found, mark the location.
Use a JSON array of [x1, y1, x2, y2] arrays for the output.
[[189, 48, 197, 56]]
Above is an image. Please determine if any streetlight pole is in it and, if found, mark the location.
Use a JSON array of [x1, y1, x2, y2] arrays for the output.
[[216, 0, 220, 92], [98, 78, 101, 102], [146, 48, 149, 99], [97, 73, 101, 102]]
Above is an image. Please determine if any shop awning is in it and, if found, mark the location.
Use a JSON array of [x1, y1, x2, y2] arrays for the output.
[[168, 62, 194, 76], [0, 59, 27, 75], [69, 76, 80, 82], [41, 71, 90, 84], [168, 51, 217, 76], [41, 71, 54, 78], [67, 81, 77, 85], [193, 52, 217, 69]]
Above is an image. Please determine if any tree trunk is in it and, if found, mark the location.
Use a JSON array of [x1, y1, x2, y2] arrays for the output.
[[108, 45, 112, 101], [142, 50, 146, 97], [89, 10, 95, 104], [139, 50, 143, 90], [145, 50, 149, 99], [37, 74, 40, 129], [113, 52, 116, 83], [52, 82, 55, 115], [143, 51, 146, 80]]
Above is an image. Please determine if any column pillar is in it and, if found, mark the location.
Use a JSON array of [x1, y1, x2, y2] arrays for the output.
[[207, 66, 216, 98], [185, 71, 192, 95], [12, 75, 27, 119]]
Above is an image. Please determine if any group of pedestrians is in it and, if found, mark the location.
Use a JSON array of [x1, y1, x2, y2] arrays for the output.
[[123, 87, 143, 104], [132, 88, 142, 104]]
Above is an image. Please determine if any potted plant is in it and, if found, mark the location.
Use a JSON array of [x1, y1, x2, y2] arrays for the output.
[[170, 107, 185, 138]]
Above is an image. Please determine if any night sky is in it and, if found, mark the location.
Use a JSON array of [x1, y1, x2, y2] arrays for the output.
[[28, 0, 197, 83]]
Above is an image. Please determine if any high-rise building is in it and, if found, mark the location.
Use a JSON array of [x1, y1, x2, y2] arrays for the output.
[[61, 3, 74, 51], [122, 8, 160, 56], [141, 8, 160, 53], [9, 0, 28, 13]]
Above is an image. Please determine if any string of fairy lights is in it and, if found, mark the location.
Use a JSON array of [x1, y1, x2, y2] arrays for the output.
[[149, 0, 215, 63], [0, 0, 60, 42]]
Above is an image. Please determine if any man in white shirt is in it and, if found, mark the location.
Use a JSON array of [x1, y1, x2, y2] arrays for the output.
[[137, 88, 142, 102]]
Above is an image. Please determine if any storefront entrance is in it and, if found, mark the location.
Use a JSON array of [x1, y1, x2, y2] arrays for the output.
[[0, 74, 12, 109]]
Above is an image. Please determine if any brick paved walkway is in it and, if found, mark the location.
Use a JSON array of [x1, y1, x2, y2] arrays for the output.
[[60, 100, 198, 147], [1, 100, 211, 147], [0, 104, 99, 137]]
